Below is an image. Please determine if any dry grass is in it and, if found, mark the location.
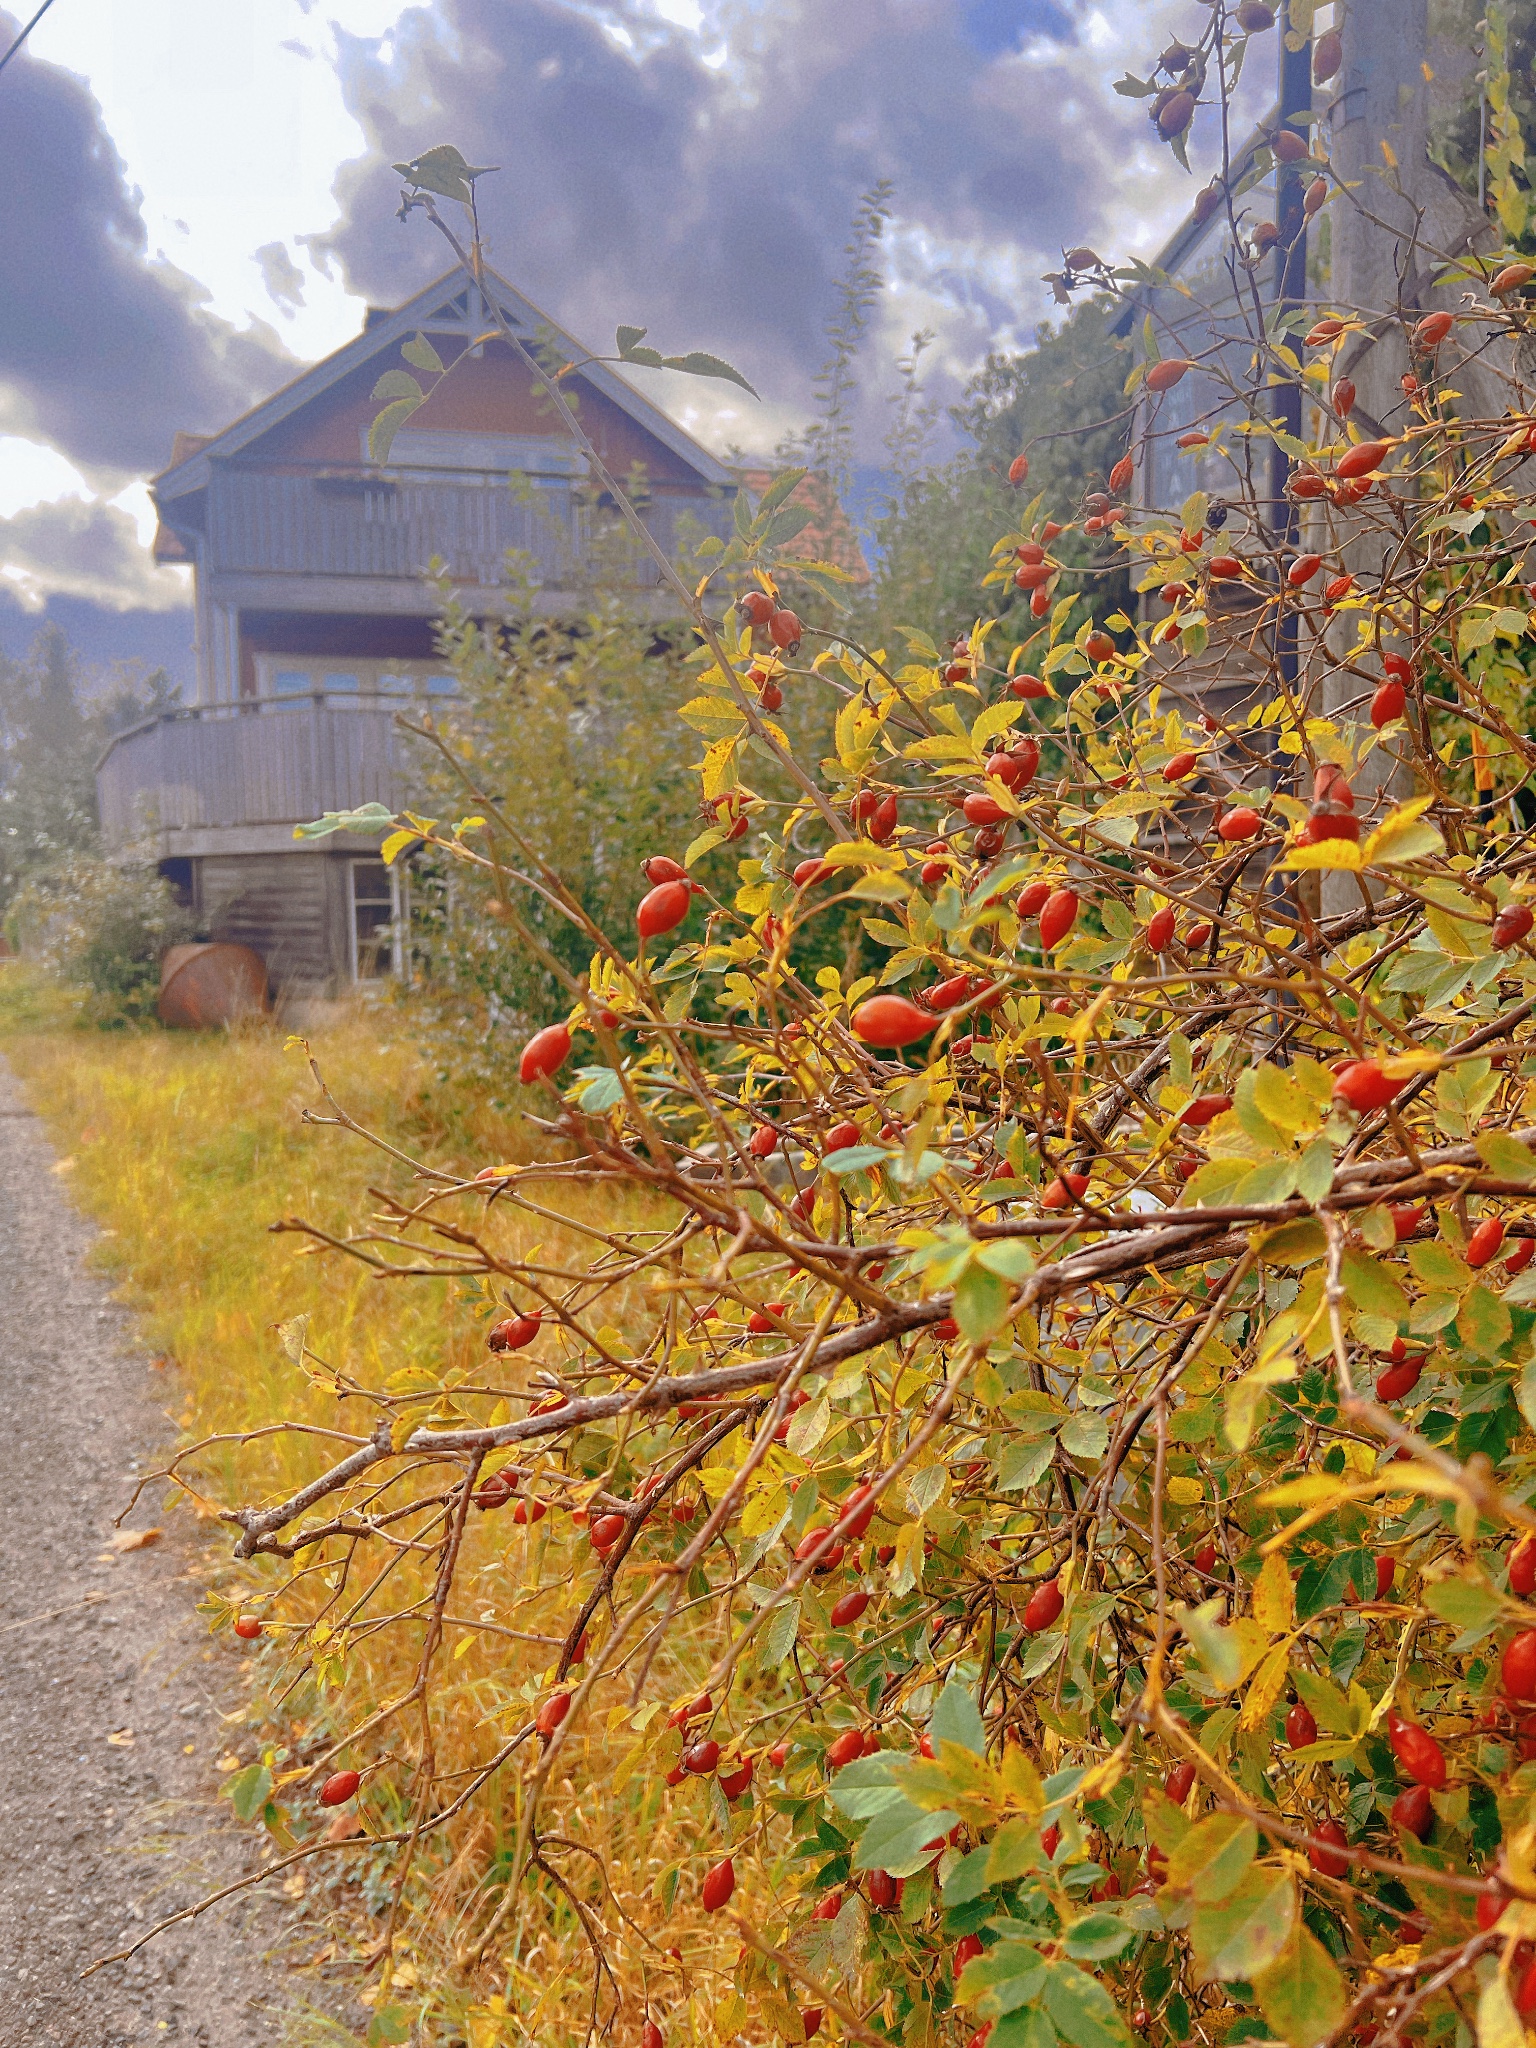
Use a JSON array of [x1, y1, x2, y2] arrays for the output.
[[1, 973, 745, 2047]]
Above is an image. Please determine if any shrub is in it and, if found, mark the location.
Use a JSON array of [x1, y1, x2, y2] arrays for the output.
[[169, 44, 1536, 2048], [7, 854, 192, 1025]]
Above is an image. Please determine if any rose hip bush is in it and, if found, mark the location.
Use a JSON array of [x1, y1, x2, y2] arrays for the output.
[[143, 26, 1536, 2048]]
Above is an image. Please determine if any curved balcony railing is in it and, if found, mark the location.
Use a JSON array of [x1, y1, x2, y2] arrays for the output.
[[97, 698, 415, 850]]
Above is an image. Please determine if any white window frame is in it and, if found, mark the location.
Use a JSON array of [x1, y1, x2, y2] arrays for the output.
[[348, 858, 406, 983]]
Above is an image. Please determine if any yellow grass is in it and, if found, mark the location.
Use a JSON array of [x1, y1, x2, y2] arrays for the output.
[[1, 971, 739, 2047]]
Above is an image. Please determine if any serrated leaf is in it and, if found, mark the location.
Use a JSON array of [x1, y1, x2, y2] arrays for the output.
[[1476, 1131, 1536, 1185], [931, 1677, 987, 1756], [401, 332, 443, 374], [368, 395, 423, 464], [1166, 1813, 1257, 1902], [372, 368, 423, 404], [661, 349, 760, 397]]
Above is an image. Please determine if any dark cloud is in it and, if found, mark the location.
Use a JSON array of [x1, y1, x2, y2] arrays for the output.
[[0, 499, 189, 613], [255, 242, 308, 315], [319, 0, 1157, 444], [0, 13, 294, 479]]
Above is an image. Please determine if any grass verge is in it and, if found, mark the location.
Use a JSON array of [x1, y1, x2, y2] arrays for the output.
[[1, 969, 719, 2047]]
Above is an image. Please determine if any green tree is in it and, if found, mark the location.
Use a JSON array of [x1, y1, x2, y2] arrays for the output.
[[857, 297, 1134, 654]]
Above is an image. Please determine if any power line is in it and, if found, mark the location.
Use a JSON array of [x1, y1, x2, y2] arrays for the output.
[[0, 0, 59, 83]]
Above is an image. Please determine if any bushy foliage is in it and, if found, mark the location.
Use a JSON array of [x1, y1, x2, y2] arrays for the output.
[[158, 26, 1536, 2048], [858, 301, 1133, 656], [8, 853, 192, 1025], [0, 622, 177, 915]]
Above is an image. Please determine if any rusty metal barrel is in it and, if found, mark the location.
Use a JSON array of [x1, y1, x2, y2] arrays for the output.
[[158, 943, 270, 1029]]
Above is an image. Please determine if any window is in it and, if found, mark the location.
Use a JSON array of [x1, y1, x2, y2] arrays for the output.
[[256, 657, 458, 701], [350, 860, 398, 981]]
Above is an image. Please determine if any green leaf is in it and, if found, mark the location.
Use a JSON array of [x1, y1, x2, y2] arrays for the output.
[[368, 394, 423, 464], [1408, 1240, 1469, 1290], [954, 1264, 1010, 1345], [1339, 1248, 1410, 1323], [401, 332, 444, 375], [944, 1844, 998, 1904], [762, 503, 814, 547], [993, 2013, 1058, 2048], [391, 142, 497, 203], [225, 1763, 274, 1823], [1189, 1866, 1296, 1982], [1476, 1131, 1536, 1185], [660, 349, 761, 398], [1256, 1218, 1327, 1267], [1165, 1813, 1257, 1902], [1059, 1412, 1109, 1461], [931, 1678, 987, 1756], [1062, 1913, 1136, 1962], [827, 1755, 906, 1820], [1252, 1925, 1347, 2048], [853, 1796, 960, 1876], [1458, 1284, 1514, 1359], [372, 368, 423, 403], [1040, 1958, 1135, 2048], [294, 802, 397, 840], [616, 324, 648, 355], [959, 1944, 1049, 2018], [1423, 1575, 1505, 1648], [823, 1144, 888, 1175], [754, 466, 808, 521], [572, 1066, 624, 1112], [367, 2009, 414, 2047], [1296, 1138, 1335, 1204]]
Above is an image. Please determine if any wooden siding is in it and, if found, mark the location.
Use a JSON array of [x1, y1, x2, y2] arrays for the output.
[[97, 702, 408, 848], [196, 853, 341, 989], [208, 468, 581, 586], [243, 337, 709, 489], [202, 466, 728, 589]]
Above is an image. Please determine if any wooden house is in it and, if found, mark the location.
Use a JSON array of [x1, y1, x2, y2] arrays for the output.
[[97, 267, 736, 995]]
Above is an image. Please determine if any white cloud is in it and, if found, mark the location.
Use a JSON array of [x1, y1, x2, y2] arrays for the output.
[[27, 0, 414, 363], [0, 439, 93, 519]]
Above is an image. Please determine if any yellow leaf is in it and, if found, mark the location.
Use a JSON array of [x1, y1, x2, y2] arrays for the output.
[[1253, 1551, 1295, 1635], [1477, 1970, 1525, 2048], [1166, 1476, 1205, 1506], [1280, 838, 1364, 872], [1239, 1642, 1292, 1732]]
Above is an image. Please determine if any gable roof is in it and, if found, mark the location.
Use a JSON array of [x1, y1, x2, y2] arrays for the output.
[[153, 266, 737, 501]]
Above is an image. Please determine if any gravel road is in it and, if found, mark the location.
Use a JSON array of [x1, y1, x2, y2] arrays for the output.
[[0, 1056, 342, 2047]]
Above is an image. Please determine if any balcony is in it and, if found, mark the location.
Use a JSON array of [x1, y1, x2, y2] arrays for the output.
[[203, 465, 730, 593], [97, 698, 417, 857]]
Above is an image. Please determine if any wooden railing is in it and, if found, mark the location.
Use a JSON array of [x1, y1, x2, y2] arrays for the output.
[[204, 465, 731, 587], [97, 699, 413, 848]]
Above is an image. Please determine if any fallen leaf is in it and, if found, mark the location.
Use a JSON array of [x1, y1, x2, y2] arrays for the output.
[[106, 1729, 136, 1746], [110, 1528, 162, 1553], [50, 1156, 75, 1174]]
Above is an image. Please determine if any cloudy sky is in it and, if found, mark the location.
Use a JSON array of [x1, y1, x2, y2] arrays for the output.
[[0, 0, 1269, 679]]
